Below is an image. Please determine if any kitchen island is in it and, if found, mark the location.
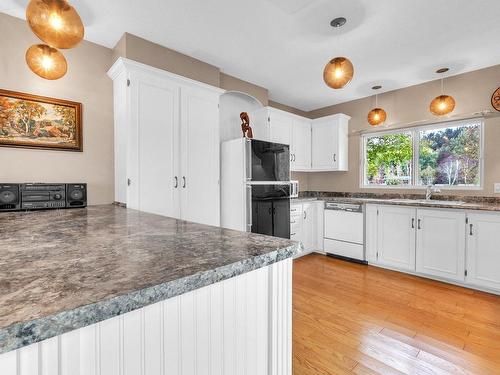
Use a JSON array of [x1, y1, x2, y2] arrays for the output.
[[0, 205, 300, 374]]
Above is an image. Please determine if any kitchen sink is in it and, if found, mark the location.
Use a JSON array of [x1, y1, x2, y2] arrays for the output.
[[388, 199, 466, 206]]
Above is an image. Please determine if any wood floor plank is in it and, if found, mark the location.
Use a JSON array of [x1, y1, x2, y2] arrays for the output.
[[293, 254, 500, 375]]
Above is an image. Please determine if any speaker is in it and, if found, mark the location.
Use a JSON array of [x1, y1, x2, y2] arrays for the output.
[[0, 184, 20, 211], [66, 183, 87, 208]]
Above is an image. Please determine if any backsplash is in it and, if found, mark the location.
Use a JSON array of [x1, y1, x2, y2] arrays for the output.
[[299, 191, 500, 204]]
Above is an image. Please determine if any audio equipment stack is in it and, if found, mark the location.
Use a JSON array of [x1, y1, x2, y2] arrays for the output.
[[0, 183, 87, 212]]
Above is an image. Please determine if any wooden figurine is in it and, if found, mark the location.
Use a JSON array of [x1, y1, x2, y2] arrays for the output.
[[240, 112, 253, 139]]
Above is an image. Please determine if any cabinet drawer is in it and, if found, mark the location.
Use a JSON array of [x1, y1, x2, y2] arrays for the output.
[[324, 239, 364, 261]]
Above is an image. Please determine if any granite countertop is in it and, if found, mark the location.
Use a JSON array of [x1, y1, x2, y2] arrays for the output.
[[320, 197, 500, 211], [294, 194, 500, 211], [0, 205, 301, 354]]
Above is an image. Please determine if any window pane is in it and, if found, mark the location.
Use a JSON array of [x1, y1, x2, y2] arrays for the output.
[[418, 123, 481, 186], [365, 132, 413, 186]]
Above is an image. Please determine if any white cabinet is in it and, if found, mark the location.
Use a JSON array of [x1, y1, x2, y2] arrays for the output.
[[377, 206, 416, 271], [466, 212, 500, 291], [291, 117, 312, 171], [269, 109, 292, 145], [416, 209, 466, 281], [290, 201, 323, 255], [311, 114, 350, 171], [108, 58, 222, 226]]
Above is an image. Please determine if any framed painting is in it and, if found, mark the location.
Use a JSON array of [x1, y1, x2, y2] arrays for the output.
[[0, 89, 82, 151]]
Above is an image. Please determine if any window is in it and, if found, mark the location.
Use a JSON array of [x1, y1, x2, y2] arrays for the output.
[[361, 120, 483, 189]]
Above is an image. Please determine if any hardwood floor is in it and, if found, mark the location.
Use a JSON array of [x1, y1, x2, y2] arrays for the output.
[[293, 253, 500, 375]]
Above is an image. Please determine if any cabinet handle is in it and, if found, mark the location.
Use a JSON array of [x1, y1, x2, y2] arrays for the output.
[[304, 211, 307, 220], [127, 178, 132, 186], [174, 176, 178, 188], [291, 233, 296, 236], [182, 176, 186, 188], [417, 219, 421, 230], [294, 154, 296, 162], [269, 207, 272, 215], [411, 218, 415, 229], [290, 220, 296, 224], [333, 154, 336, 163], [290, 153, 293, 162], [469, 223, 473, 236], [273, 207, 276, 215]]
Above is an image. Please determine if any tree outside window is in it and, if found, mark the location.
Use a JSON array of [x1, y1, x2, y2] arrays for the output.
[[362, 121, 482, 188]]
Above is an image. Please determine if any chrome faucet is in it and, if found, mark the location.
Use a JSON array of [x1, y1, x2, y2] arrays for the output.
[[426, 185, 441, 200]]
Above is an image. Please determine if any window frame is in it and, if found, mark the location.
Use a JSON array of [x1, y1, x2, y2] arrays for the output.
[[360, 119, 484, 190]]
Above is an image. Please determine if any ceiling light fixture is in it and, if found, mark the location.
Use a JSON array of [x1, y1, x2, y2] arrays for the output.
[[429, 68, 455, 116], [323, 17, 354, 89], [26, 0, 84, 49], [26, 44, 67, 80], [367, 85, 387, 126]]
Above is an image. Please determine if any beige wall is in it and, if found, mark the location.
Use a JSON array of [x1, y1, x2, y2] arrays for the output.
[[269, 100, 309, 118], [0, 13, 114, 205], [117, 33, 221, 87], [306, 65, 500, 197], [220, 73, 268, 107]]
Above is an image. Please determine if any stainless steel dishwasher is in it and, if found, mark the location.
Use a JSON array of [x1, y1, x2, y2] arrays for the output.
[[323, 202, 366, 264]]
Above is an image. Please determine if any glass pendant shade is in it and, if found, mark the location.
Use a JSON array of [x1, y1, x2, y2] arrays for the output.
[[367, 107, 387, 126], [26, 0, 84, 49], [26, 44, 67, 80], [430, 94, 455, 116], [323, 57, 354, 89]]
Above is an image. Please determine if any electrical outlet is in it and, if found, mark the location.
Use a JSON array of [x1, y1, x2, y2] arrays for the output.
[[495, 183, 500, 194]]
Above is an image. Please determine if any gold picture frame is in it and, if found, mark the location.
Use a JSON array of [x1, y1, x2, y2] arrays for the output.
[[0, 89, 82, 151]]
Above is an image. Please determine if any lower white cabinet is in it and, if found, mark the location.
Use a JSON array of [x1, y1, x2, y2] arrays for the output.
[[377, 206, 416, 271], [466, 212, 500, 291], [366, 204, 500, 294], [416, 209, 466, 281], [290, 201, 324, 255]]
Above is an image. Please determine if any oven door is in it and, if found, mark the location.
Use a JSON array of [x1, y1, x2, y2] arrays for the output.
[[250, 139, 290, 182]]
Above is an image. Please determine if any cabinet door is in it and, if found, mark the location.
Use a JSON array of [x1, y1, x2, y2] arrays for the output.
[[311, 121, 337, 170], [377, 206, 416, 271], [269, 111, 291, 146], [180, 86, 220, 226], [466, 213, 500, 291], [291, 119, 311, 171], [365, 205, 378, 263], [302, 203, 316, 252], [253, 201, 273, 236], [129, 75, 180, 218], [273, 200, 290, 239], [416, 209, 466, 281]]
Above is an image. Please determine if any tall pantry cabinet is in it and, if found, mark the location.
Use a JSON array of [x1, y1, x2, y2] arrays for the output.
[[108, 58, 223, 226]]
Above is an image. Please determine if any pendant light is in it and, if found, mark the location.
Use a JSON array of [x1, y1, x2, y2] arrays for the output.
[[26, 44, 67, 80], [429, 68, 455, 116], [26, 0, 84, 49], [323, 17, 354, 89], [367, 85, 387, 126]]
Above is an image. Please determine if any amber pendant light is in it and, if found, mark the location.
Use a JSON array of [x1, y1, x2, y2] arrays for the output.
[[26, 44, 67, 80], [26, 0, 84, 49], [323, 17, 354, 89], [367, 85, 387, 126], [430, 68, 455, 116]]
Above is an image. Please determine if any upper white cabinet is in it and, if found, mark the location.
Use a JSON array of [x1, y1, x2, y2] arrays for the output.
[[377, 205, 416, 271], [108, 58, 223, 226], [248, 107, 349, 172], [416, 209, 466, 281], [466, 212, 500, 291], [292, 117, 312, 171], [311, 114, 350, 171]]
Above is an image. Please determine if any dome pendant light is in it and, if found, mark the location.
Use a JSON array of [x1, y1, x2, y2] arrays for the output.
[[26, 0, 84, 49], [430, 68, 455, 116], [367, 85, 387, 126], [323, 17, 354, 89], [26, 44, 68, 80]]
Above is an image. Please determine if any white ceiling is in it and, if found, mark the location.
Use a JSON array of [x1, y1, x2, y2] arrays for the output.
[[2, 0, 500, 111]]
